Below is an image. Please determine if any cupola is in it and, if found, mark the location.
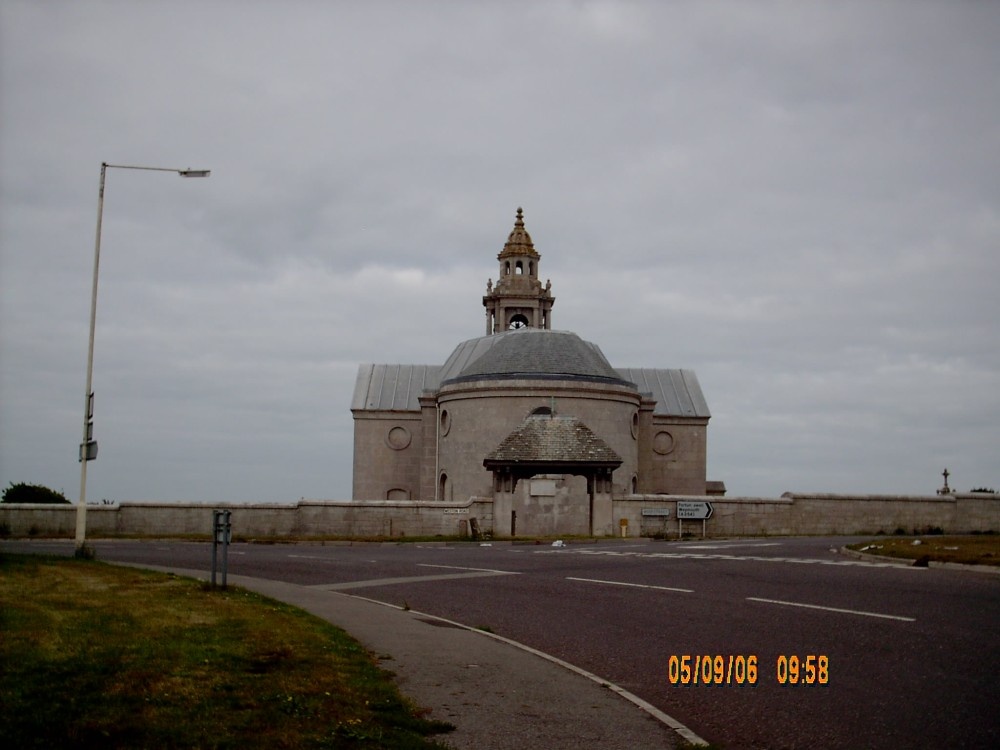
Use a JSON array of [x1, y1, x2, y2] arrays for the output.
[[483, 208, 555, 333]]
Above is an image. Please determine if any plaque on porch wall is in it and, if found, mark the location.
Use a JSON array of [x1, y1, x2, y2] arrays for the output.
[[530, 479, 557, 496]]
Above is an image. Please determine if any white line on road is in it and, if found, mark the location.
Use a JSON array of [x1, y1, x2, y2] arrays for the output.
[[746, 597, 916, 622], [550, 548, 919, 568], [312, 569, 519, 591], [567, 577, 693, 593], [418, 563, 519, 574], [679, 542, 781, 550]]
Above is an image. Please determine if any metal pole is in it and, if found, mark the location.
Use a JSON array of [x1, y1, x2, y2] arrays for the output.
[[75, 163, 107, 554], [211, 510, 219, 587], [73, 162, 209, 555], [221, 511, 230, 589]]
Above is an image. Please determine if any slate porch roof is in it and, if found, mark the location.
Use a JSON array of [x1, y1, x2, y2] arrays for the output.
[[483, 414, 622, 467]]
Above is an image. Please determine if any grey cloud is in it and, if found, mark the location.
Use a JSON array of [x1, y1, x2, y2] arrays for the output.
[[1, 1, 997, 502]]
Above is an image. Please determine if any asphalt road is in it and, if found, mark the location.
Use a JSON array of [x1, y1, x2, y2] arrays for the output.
[[7, 536, 999, 749]]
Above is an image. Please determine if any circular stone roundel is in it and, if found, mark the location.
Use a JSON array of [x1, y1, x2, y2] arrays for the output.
[[440, 409, 451, 437], [630, 411, 639, 439], [386, 426, 411, 451], [653, 430, 675, 455]]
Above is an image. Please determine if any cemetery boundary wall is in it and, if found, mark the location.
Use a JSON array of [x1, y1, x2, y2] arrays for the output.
[[1, 493, 997, 539]]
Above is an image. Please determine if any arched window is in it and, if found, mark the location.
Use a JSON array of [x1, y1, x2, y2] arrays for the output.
[[508, 313, 529, 329], [515, 261, 524, 275], [504, 261, 511, 275], [529, 261, 535, 276], [439, 473, 449, 501], [531, 406, 552, 416]]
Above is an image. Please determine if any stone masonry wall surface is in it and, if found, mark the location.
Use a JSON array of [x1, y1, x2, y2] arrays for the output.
[[436, 378, 641, 502], [2, 494, 997, 539], [614, 493, 999, 537]]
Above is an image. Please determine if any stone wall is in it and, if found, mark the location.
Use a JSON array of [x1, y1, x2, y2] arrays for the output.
[[352, 411, 425, 501], [639, 417, 708, 496], [1, 492, 997, 539], [614, 493, 1000, 538], [0, 499, 495, 540]]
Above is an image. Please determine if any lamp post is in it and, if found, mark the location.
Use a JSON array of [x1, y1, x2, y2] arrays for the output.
[[75, 162, 211, 555]]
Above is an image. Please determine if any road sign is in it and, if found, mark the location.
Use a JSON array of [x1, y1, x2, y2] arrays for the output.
[[676, 501, 713, 520]]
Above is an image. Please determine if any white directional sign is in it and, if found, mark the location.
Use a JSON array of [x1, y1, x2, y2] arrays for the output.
[[676, 501, 713, 520]]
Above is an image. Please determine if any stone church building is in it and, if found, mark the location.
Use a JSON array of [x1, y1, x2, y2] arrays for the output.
[[352, 209, 720, 536]]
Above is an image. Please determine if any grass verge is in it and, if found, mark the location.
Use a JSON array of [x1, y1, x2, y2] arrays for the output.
[[0, 553, 453, 749], [846, 534, 999, 567]]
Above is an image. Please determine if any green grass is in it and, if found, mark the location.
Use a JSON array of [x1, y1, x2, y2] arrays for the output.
[[0, 554, 453, 749], [847, 534, 999, 567]]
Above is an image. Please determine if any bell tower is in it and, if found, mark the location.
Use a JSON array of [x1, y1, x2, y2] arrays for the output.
[[483, 207, 555, 334]]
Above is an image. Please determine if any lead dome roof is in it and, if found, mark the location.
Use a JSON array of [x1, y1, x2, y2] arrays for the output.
[[439, 329, 635, 387]]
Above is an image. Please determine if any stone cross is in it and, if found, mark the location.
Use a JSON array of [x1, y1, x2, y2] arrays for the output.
[[938, 468, 951, 495]]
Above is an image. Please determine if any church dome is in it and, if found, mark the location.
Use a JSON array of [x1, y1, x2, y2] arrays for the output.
[[440, 329, 635, 387]]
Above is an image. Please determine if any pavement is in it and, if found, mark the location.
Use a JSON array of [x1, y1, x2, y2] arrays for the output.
[[129, 564, 698, 750]]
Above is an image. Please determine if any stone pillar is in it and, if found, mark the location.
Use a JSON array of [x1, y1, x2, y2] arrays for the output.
[[635, 396, 656, 494], [418, 394, 438, 501], [590, 469, 614, 536], [492, 469, 514, 536]]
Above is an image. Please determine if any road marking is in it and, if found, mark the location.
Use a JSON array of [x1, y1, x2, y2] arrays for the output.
[[418, 563, 518, 574], [311, 569, 519, 591], [747, 597, 916, 622], [567, 577, 693, 593], [573, 550, 643, 556], [680, 542, 781, 550], [545, 548, 918, 568]]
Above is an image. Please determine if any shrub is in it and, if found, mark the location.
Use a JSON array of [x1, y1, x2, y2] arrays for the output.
[[1, 482, 71, 504]]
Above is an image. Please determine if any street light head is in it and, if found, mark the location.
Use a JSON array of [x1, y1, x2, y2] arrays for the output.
[[178, 169, 211, 178]]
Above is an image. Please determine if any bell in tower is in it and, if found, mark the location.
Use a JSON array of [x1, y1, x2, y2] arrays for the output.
[[483, 208, 555, 334]]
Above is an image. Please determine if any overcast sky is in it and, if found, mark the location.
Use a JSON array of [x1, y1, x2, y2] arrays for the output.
[[1, 1, 997, 505]]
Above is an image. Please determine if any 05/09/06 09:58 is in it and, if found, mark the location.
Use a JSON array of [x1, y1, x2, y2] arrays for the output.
[[667, 654, 830, 686]]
